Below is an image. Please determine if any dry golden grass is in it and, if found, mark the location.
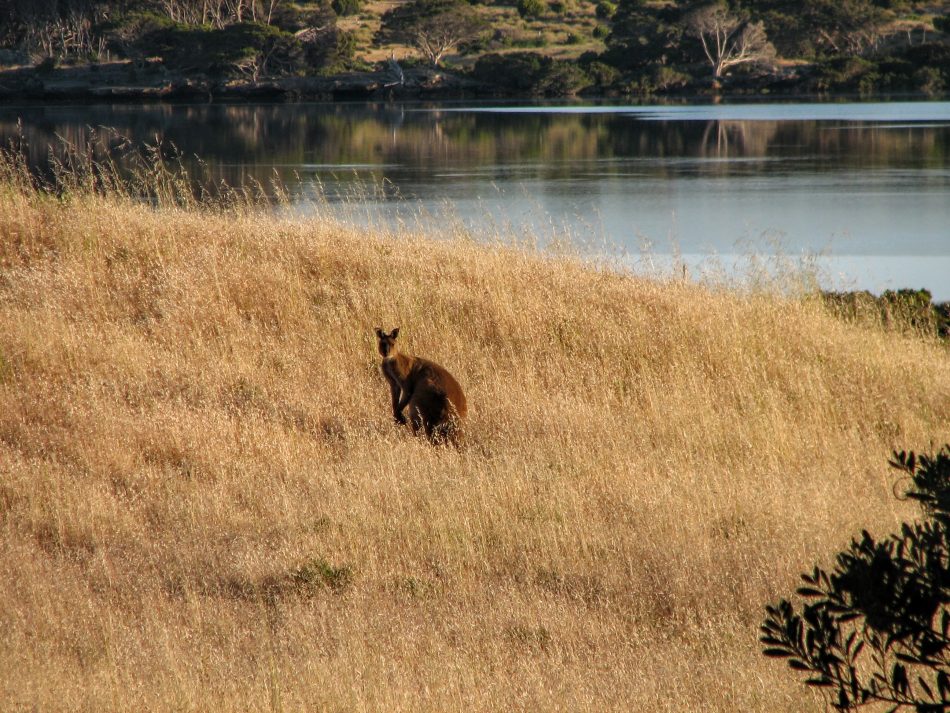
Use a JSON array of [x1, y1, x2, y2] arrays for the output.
[[0, 158, 948, 712]]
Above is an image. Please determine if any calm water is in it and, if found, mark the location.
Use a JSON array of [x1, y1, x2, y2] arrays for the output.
[[2, 100, 949, 298]]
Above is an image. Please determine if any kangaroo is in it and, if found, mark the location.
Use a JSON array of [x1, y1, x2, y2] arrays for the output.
[[376, 327, 467, 445]]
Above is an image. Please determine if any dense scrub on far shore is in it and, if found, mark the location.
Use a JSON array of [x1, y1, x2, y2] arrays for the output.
[[0, 0, 948, 98]]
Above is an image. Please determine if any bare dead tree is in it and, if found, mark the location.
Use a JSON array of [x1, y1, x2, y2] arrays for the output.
[[223, 0, 248, 23], [155, 0, 282, 27], [262, 0, 280, 25], [686, 3, 775, 80], [21, 1, 111, 61], [158, 0, 201, 25]]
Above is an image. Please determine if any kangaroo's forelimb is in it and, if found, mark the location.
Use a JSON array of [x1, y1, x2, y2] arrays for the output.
[[386, 375, 407, 424]]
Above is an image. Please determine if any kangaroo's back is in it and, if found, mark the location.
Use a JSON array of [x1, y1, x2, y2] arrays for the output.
[[413, 358, 467, 419]]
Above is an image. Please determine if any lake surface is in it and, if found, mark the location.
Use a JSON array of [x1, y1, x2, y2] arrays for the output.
[[2, 99, 949, 298]]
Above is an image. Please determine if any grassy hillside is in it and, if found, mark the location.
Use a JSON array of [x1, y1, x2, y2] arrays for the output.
[[253, 0, 949, 70], [0, 160, 948, 711]]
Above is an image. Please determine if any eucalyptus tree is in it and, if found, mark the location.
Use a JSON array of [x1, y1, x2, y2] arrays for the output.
[[376, 0, 487, 67], [684, 2, 775, 79]]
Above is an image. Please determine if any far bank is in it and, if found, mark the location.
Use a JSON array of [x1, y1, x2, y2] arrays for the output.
[[1, 47, 948, 104]]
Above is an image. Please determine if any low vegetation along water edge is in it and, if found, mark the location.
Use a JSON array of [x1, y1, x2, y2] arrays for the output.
[[0, 155, 949, 710], [1, 1, 949, 100]]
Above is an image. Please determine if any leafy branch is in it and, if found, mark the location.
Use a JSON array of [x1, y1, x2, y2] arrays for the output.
[[761, 445, 950, 711]]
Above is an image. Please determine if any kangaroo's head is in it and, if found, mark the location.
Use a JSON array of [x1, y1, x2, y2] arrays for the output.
[[375, 327, 400, 358]]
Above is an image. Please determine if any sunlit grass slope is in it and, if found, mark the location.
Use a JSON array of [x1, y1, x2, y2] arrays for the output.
[[0, 169, 948, 712]]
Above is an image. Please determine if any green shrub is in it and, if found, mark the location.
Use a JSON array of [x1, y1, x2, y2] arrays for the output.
[[472, 51, 545, 90], [517, 0, 546, 18], [307, 28, 359, 73], [811, 44, 949, 93], [762, 445, 950, 711], [565, 31, 582, 44], [595, 1, 616, 19], [584, 60, 619, 86], [491, 28, 514, 47], [651, 64, 690, 91], [904, 42, 950, 76], [914, 66, 945, 94], [131, 21, 304, 77], [812, 56, 875, 91], [290, 558, 353, 593], [472, 51, 591, 95], [821, 289, 950, 338], [332, 0, 363, 16], [270, 1, 338, 33], [879, 289, 950, 336], [35, 56, 58, 74], [592, 24, 609, 39], [99, 9, 177, 58], [376, 0, 488, 67]]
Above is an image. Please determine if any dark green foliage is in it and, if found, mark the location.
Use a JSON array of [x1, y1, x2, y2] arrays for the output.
[[618, 63, 693, 94], [99, 10, 178, 59], [649, 64, 691, 90], [539, 57, 590, 92], [377, 0, 488, 66], [329, 29, 359, 68], [878, 289, 949, 336], [744, 0, 889, 58], [290, 558, 353, 593], [762, 446, 950, 711], [583, 59, 620, 87], [114, 12, 353, 77], [6, 1, 347, 76], [811, 55, 877, 90], [903, 43, 950, 78], [597, 0, 943, 93], [299, 26, 359, 73], [35, 56, 58, 73], [134, 21, 302, 78], [270, 0, 338, 33], [2, 0, 947, 94], [472, 51, 591, 94], [595, 0, 616, 19], [517, 0, 546, 18], [821, 289, 950, 339], [332, 0, 363, 17], [816, 44, 950, 94], [602, 0, 687, 71]]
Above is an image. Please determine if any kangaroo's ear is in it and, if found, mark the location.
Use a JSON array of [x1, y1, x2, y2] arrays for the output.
[[391, 327, 400, 339], [375, 327, 384, 339]]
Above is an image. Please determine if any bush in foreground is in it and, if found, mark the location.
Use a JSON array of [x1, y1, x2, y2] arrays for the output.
[[762, 445, 950, 711]]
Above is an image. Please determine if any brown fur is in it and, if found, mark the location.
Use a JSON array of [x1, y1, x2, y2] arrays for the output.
[[376, 327, 467, 445]]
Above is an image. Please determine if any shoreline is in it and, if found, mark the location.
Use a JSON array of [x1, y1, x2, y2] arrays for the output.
[[0, 61, 485, 104], [0, 60, 943, 105]]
